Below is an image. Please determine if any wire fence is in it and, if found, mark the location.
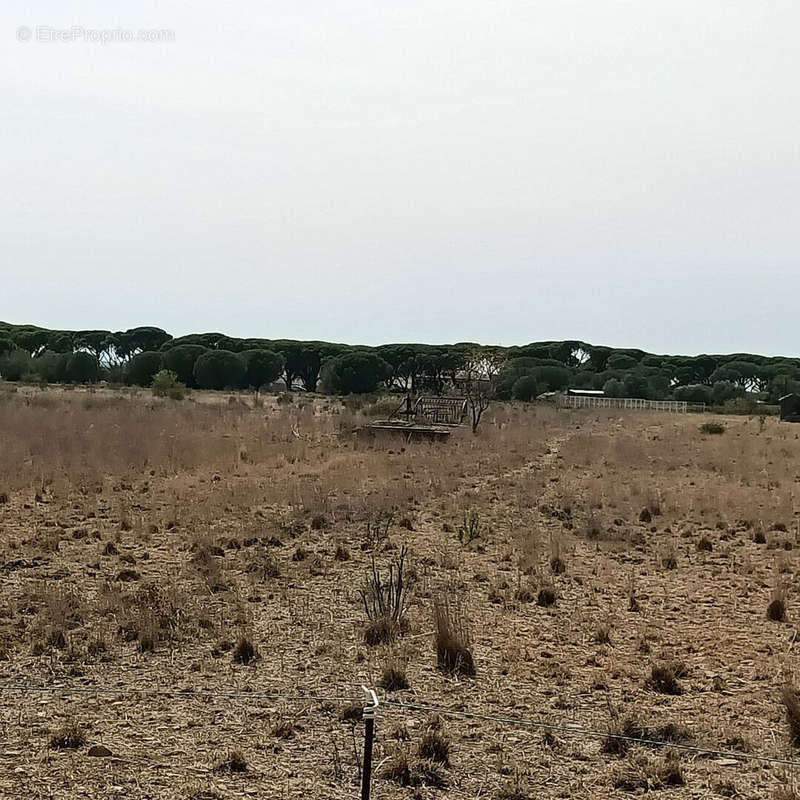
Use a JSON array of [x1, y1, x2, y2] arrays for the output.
[[4, 680, 800, 798]]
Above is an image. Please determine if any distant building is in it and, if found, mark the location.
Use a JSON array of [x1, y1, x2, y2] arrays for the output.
[[566, 388, 605, 397], [779, 394, 800, 423]]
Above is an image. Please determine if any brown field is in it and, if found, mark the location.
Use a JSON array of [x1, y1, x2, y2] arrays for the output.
[[2, 384, 800, 799]]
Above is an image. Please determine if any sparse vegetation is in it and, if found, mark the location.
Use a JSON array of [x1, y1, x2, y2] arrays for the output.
[[781, 684, 800, 745], [360, 547, 410, 646], [434, 597, 476, 677], [49, 720, 86, 750], [457, 509, 483, 546], [380, 659, 409, 691], [0, 383, 795, 797]]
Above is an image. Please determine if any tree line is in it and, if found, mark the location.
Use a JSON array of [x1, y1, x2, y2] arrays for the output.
[[1, 321, 799, 404]]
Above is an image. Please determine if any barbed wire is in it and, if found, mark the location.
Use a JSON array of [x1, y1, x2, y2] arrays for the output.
[[0, 684, 359, 704], [3, 683, 800, 769], [382, 698, 800, 769]]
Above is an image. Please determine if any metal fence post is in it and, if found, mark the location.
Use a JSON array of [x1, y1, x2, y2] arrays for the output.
[[361, 686, 379, 800]]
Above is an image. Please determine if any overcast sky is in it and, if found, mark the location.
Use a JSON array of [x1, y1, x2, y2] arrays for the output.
[[2, 1, 798, 355]]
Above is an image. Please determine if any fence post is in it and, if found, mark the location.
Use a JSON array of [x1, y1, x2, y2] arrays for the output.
[[361, 686, 379, 800]]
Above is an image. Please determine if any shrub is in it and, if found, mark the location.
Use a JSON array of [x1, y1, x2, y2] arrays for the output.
[[549, 536, 566, 573], [603, 715, 692, 756], [655, 751, 685, 787], [697, 536, 713, 552], [418, 726, 450, 766], [360, 396, 403, 419], [768, 596, 787, 622], [271, 718, 295, 739], [215, 750, 247, 773], [433, 597, 475, 677], [782, 684, 800, 746], [647, 661, 686, 695], [602, 716, 647, 756], [151, 369, 186, 400], [457, 509, 482, 546], [334, 543, 350, 561], [700, 421, 726, 435], [674, 384, 713, 405], [379, 749, 448, 789], [537, 587, 556, 607], [594, 624, 611, 644], [233, 635, 258, 664], [360, 547, 409, 646], [380, 660, 409, 691], [339, 703, 363, 723], [49, 720, 86, 750]]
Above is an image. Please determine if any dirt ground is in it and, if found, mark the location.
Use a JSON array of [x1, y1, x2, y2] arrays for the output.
[[1, 385, 799, 799]]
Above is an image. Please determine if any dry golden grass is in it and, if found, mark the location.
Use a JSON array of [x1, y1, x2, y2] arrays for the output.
[[1, 387, 800, 798]]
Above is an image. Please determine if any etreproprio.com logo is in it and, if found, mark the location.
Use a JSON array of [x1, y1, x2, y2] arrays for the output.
[[16, 25, 175, 44]]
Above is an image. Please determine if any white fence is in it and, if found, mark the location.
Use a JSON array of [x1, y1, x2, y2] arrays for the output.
[[557, 395, 692, 413]]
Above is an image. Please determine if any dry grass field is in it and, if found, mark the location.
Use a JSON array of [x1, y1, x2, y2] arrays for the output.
[[2, 384, 800, 799]]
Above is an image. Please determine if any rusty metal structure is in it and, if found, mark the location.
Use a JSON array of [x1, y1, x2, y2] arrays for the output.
[[395, 395, 468, 426]]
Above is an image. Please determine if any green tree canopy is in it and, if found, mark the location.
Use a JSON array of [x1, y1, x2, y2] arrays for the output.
[[162, 344, 208, 388], [320, 351, 390, 394], [193, 350, 246, 390], [511, 375, 539, 402], [125, 351, 164, 386], [65, 351, 101, 383], [241, 349, 284, 390]]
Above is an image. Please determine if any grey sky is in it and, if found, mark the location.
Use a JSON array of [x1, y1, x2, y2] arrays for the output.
[[2, 1, 798, 355]]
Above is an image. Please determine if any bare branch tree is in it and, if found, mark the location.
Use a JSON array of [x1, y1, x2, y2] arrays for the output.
[[464, 378, 493, 433]]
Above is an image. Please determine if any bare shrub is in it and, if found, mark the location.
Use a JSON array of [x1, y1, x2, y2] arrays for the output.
[[334, 543, 350, 561], [603, 716, 647, 756], [106, 582, 182, 652], [647, 662, 687, 695], [380, 660, 409, 691], [549, 535, 566, 574], [781, 684, 800, 746], [433, 597, 475, 677], [364, 516, 392, 551], [657, 545, 678, 571], [457, 509, 482, 546], [379, 748, 448, 789], [339, 703, 362, 723], [594, 624, 611, 645], [697, 536, 713, 552], [603, 713, 692, 757], [49, 720, 86, 750], [271, 718, 295, 739], [233, 635, 258, 665], [769, 587, 787, 622], [418, 724, 451, 766], [215, 750, 247, 773], [245, 548, 279, 580], [360, 546, 409, 646], [536, 587, 556, 607]]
